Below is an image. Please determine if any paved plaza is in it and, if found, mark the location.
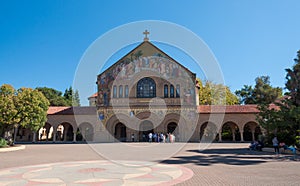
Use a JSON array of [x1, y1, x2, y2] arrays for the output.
[[0, 143, 299, 185]]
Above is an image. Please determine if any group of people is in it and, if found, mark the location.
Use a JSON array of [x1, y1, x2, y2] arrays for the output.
[[249, 136, 298, 156], [142, 132, 176, 143], [272, 136, 297, 155], [249, 140, 264, 151]]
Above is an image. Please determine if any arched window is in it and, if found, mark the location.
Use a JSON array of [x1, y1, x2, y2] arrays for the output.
[[125, 85, 129, 98], [113, 85, 117, 98], [119, 85, 123, 98], [137, 77, 156, 98], [170, 85, 174, 98], [164, 84, 169, 98], [176, 84, 180, 98]]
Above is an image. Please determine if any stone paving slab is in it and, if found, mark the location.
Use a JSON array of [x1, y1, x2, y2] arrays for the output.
[[0, 143, 299, 186]]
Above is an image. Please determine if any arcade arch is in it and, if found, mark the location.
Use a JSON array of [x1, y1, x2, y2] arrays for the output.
[[243, 122, 261, 141], [114, 123, 127, 142], [221, 122, 241, 142], [200, 122, 218, 142], [77, 122, 94, 141]]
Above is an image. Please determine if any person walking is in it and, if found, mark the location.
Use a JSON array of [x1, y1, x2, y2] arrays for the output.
[[272, 136, 279, 155]]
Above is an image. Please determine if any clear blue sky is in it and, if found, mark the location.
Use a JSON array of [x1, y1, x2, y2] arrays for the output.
[[1, 1, 299, 105]]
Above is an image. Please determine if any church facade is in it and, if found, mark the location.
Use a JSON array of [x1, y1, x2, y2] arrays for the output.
[[14, 35, 263, 143]]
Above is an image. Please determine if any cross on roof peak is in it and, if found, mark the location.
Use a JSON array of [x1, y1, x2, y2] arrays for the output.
[[143, 30, 150, 41]]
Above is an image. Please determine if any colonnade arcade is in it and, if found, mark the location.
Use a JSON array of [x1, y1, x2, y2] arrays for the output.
[[105, 112, 182, 142], [198, 121, 262, 142], [14, 113, 261, 143], [15, 121, 94, 143]]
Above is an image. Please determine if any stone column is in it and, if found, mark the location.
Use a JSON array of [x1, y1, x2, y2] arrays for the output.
[[73, 131, 77, 142], [63, 126, 68, 142], [126, 128, 132, 142], [240, 130, 244, 142], [218, 131, 222, 142], [251, 130, 255, 141], [232, 132, 236, 142], [53, 131, 56, 143], [32, 132, 36, 143]]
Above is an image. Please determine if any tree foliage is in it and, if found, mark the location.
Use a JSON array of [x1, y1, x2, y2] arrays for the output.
[[36, 87, 68, 106], [63, 87, 80, 106], [0, 85, 49, 138], [235, 76, 282, 104], [0, 84, 17, 137], [257, 51, 300, 146], [197, 79, 239, 105], [36, 86, 80, 106]]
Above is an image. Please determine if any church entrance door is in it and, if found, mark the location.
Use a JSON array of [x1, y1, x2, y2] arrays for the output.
[[139, 121, 154, 142], [115, 123, 127, 142]]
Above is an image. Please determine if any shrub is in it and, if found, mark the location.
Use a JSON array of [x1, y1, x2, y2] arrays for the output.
[[0, 138, 8, 148]]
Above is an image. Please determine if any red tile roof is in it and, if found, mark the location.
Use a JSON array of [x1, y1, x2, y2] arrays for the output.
[[197, 104, 279, 113], [88, 93, 97, 98], [47, 107, 70, 114], [47, 104, 279, 115], [47, 106, 97, 115]]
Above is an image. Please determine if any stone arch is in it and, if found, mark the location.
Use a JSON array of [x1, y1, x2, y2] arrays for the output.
[[139, 120, 154, 142], [167, 122, 178, 134], [114, 123, 127, 142], [106, 113, 131, 139], [38, 122, 54, 141], [77, 122, 94, 141], [243, 121, 261, 142], [166, 122, 179, 142], [200, 121, 218, 142], [56, 122, 74, 142], [161, 113, 189, 142], [221, 121, 241, 142]]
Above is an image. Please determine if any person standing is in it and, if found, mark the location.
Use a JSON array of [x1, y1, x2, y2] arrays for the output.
[[148, 133, 152, 143], [272, 136, 279, 155], [131, 134, 135, 142]]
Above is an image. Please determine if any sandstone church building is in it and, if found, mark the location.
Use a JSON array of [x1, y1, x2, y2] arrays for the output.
[[15, 31, 262, 143]]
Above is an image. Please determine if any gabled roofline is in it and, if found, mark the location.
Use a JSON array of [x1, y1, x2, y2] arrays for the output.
[[97, 40, 196, 78]]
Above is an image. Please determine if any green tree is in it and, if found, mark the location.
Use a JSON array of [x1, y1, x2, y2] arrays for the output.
[[73, 90, 81, 106], [285, 50, 300, 106], [63, 86, 80, 106], [14, 88, 49, 132], [36, 87, 68, 106], [0, 85, 49, 140], [0, 84, 17, 137], [235, 76, 282, 104], [197, 79, 239, 105], [257, 51, 300, 146]]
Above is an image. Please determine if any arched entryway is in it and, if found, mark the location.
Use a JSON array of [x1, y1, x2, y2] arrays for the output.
[[77, 122, 94, 141], [139, 120, 154, 142], [56, 123, 74, 142], [243, 122, 261, 142], [167, 122, 178, 141], [115, 123, 127, 142], [221, 122, 241, 142], [38, 123, 53, 141], [200, 122, 218, 142]]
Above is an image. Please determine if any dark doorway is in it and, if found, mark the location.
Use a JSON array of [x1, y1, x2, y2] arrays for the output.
[[139, 121, 154, 142], [115, 123, 127, 142]]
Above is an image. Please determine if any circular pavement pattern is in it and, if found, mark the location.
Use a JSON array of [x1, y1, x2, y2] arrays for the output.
[[0, 160, 193, 186]]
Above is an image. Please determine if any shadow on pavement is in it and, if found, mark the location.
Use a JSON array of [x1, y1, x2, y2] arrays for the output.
[[160, 148, 287, 166]]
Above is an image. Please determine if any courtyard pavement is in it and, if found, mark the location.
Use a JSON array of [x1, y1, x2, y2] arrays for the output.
[[0, 143, 299, 185]]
